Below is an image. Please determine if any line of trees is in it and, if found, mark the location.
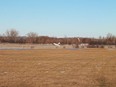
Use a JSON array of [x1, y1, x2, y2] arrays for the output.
[[0, 29, 116, 45]]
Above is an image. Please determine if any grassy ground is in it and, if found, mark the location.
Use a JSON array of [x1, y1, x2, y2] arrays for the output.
[[0, 48, 116, 87]]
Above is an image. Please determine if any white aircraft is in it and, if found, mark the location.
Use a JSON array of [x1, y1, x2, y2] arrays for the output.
[[53, 42, 60, 47]]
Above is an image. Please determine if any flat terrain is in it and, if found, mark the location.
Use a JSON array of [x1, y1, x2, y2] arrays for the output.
[[0, 48, 116, 87], [0, 43, 73, 49]]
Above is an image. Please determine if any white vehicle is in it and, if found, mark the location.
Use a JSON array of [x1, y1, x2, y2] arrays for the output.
[[53, 42, 60, 47], [78, 43, 89, 48]]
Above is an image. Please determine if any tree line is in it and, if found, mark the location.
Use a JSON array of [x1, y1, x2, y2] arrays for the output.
[[0, 29, 116, 45]]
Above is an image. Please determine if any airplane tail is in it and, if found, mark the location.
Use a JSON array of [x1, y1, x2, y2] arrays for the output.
[[78, 38, 80, 42]]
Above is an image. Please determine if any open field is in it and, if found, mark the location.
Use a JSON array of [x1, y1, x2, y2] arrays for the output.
[[0, 43, 73, 49], [0, 49, 116, 87]]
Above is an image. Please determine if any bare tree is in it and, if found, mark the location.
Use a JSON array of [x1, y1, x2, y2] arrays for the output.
[[26, 32, 38, 43], [5, 29, 19, 43], [106, 33, 116, 45]]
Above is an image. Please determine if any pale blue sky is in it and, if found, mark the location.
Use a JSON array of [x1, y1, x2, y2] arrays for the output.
[[0, 0, 116, 37]]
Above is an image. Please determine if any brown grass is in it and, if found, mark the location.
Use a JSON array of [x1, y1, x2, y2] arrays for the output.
[[0, 48, 116, 87]]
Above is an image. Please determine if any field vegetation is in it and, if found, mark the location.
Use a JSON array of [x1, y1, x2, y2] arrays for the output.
[[0, 49, 116, 87]]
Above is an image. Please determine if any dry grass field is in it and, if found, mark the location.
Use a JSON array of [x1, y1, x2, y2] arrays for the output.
[[0, 48, 116, 87]]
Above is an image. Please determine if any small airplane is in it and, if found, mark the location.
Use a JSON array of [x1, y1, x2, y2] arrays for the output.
[[53, 42, 60, 47]]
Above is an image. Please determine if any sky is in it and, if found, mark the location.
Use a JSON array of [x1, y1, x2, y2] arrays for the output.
[[0, 0, 116, 37]]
